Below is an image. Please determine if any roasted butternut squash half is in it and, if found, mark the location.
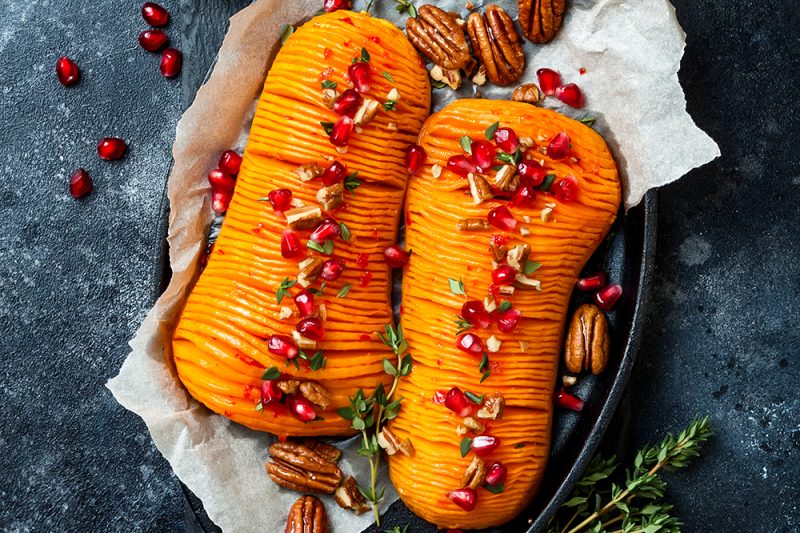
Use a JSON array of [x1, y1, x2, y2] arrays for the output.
[[172, 11, 430, 436], [387, 100, 621, 529]]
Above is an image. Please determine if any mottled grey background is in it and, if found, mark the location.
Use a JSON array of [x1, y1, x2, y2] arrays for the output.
[[0, 0, 797, 532]]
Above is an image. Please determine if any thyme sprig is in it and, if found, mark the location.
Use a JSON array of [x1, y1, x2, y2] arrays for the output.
[[548, 417, 713, 533], [338, 324, 412, 526]]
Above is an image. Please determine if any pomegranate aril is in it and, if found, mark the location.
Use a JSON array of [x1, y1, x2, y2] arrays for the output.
[[138, 30, 169, 52], [511, 182, 537, 207], [296, 317, 325, 341], [546, 131, 571, 160], [160, 48, 182, 78], [492, 265, 517, 286], [556, 388, 584, 412], [329, 115, 354, 147], [333, 89, 362, 118], [470, 140, 496, 171], [536, 68, 561, 96], [267, 188, 292, 211], [432, 390, 446, 404], [294, 289, 315, 317], [97, 137, 127, 161], [384, 245, 410, 268], [69, 168, 92, 199], [444, 387, 472, 417], [56, 56, 80, 86], [447, 488, 477, 512], [322, 161, 347, 186], [320, 259, 345, 281], [553, 176, 579, 202], [260, 379, 283, 405], [207, 169, 235, 191], [555, 83, 584, 108], [323, 0, 351, 12], [517, 161, 546, 186], [141, 2, 170, 26], [456, 333, 484, 356], [461, 300, 491, 329], [348, 61, 372, 94], [287, 394, 317, 422], [310, 218, 341, 243], [268, 334, 299, 359], [218, 150, 242, 175], [576, 272, 608, 292], [484, 462, 507, 486], [280, 230, 303, 259], [406, 144, 427, 174], [487, 206, 517, 231], [595, 283, 622, 311], [447, 154, 478, 177], [470, 435, 501, 457], [211, 189, 232, 215], [496, 307, 522, 333], [494, 127, 519, 154]]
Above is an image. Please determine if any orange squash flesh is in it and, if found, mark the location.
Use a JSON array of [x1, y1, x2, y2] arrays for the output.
[[172, 11, 430, 436], [387, 100, 621, 529]]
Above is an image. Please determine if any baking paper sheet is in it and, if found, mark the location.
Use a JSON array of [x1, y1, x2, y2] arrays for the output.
[[108, 1, 719, 531]]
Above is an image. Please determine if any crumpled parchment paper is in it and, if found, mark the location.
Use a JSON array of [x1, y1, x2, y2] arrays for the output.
[[107, 1, 719, 531]]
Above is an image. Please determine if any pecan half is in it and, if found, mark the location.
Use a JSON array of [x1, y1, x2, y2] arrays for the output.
[[266, 441, 343, 494], [564, 303, 610, 375], [302, 439, 342, 463], [461, 456, 487, 490], [285, 495, 328, 533], [334, 476, 370, 515], [519, 0, 566, 44], [406, 4, 471, 70], [467, 6, 526, 86], [300, 381, 332, 410]]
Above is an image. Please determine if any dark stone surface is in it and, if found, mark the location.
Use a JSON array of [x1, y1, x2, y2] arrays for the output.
[[0, 1, 797, 532]]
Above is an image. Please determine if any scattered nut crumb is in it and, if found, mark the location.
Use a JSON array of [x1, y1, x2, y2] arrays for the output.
[[431, 164, 442, 178], [319, 304, 328, 321], [486, 335, 502, 353], [562, 375, 578, 387], [541, 206, 553, 222], [279, 306, 293, 320], [387, 121, 398, 131], [483, 295, 497, 313], [519, 340, 529, 352], [387, 88, 400, 101], [520, 226, 531, 236], [336, 146, 348, 154]]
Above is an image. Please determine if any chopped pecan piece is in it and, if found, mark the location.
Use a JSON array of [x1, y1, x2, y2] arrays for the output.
[[285, 494, 328, 533], [468, 173, 493, 204], [564, 303, 610, 375], [406, 4, 472, 70], [300, 381, 332, 410], [461, 456, 487, 490], [462, 416, 485, 433], [321, 88, 338, 109], [297, 257, 323, 287], [512, 83, 543, 104], [471, 64, 487, 85], [483, 294, 498, 313], [286, 205, 323, 230], [334, 476, 370, 515], [494, 164, 519, 192], [477, 393, 505, 420], [506, 243, 531, 271], [295, 163, 324, 182], [519, 0, 566, 44], [266, 441, 344, 494], [456, 218, 490, 231], [430, 64, 462, 90], [316, 183, 345, 211], [354, 98, 380, 126], [292, 330, 317, 350], [514, 273, 541, 290], [377, 427, 414, 457], [277, 379, 300, 395], [497, 284, 515, 296], [467, 6, 526, 86]]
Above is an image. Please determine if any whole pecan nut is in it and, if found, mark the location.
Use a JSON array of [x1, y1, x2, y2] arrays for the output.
[[564, 303, 610, 375], [467, 6, 526, 86], [266, 441, 343, 494], [519, 0, 566, 44], [299, 381, 332, 410], [285, 495, 328, 533], [406, 4, 472, 70]]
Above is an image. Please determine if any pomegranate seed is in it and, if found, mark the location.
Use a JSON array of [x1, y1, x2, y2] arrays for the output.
[[461, 300, 491, 329], [546, 132, 571, 160], [406, 144, 427, 174], [310, 218, 341, 243], [207, 169, 235, 191], [494, 128, 519, 154], [267, 189, 292, 211], [511, 182, 537, 207], [447, 488, 477, 511], [470, 140, 496, 171], [160, 48, 182, 78], [97, 137, 127, 161], [556, 388, 584, 411], [553, 176, 579, 202], [555, 83, 584, 108], [447, 154, 478, 177], [56, 56, 80, 86], [536, 68, 561, 96], [296, 317, 324, 341], [576, 272, 608, 292], [432, 390, 446, 404], [294, 289, 315, 317], [471, 435, 501, 457], [287, 394, 317, 422], [141, 2, 170, 26], [260, 379, 283, 405], [329, 116, 354, 146], [323, 0, 351, 12], [487, 206, 517, 231], [322, 161, 347, 186], [517, 161, 546, 186], [69, 168, 92, 199], [333, 89, 362, 118], [268, 335, 299, 359], [211, 189, 231, 215], [496, 307, 522, 333], [138, 30, 169, 52], [384, 245, 410, 268], [280, 230, 303, 259], [456, 333, 484, 356], [595, 283, 622, 311], [218, 150, 242, 175], [484, 462, 507, 486], [444, 387, 472, 417], [320, 259, 345, 281], [348, 61, 372, 93], [492, 265, 517, 286]]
